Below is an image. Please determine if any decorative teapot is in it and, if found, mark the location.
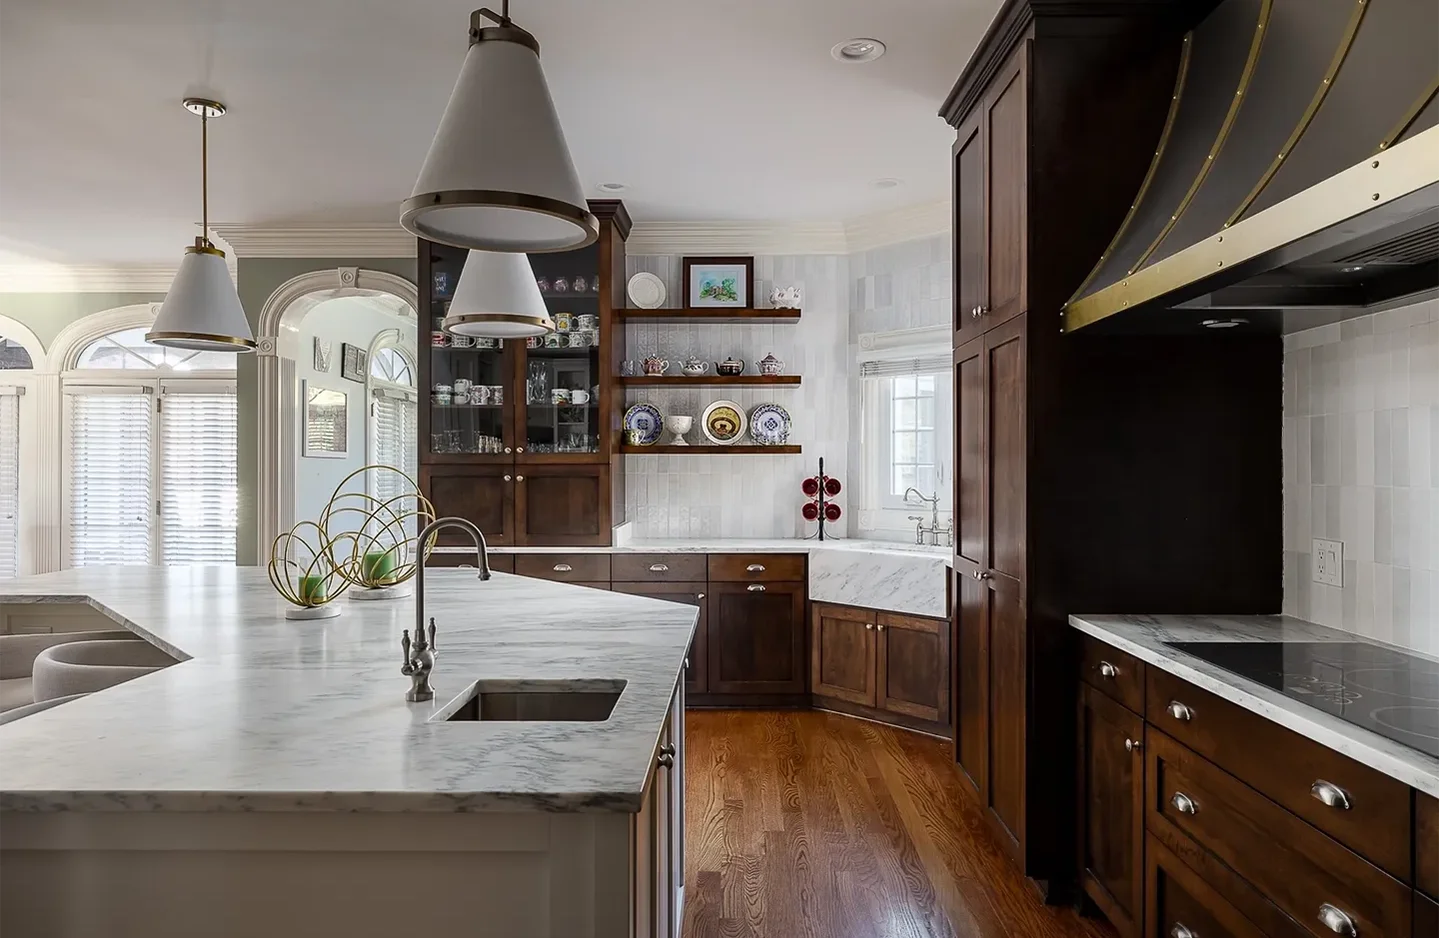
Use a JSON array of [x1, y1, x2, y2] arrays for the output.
[[714, 356, 745, 376], [642, 354, 670, 376], [756, 353, 785, 376], [769, 285, 803, 309], [680, 354, 709, 377]]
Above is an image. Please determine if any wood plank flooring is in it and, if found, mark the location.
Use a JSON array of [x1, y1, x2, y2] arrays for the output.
[[682, 710, 1115, 938]]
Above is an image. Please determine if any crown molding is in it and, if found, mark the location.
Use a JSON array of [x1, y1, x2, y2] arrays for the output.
[[0, 265, 180, 293], [843, 200, 951, 253], [207, 224, 417, 258]]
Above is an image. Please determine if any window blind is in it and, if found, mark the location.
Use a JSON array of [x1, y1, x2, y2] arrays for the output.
[[0, 391, 20, 579], [69, 392, 153, 566], [859, 355, 952, 378], [160, 392, 238, 564], [372, 391, 418, 529]]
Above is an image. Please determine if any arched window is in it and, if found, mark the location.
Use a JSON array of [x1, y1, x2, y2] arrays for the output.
[[0, 337, 34, 370], [64, 325, 238, 567], [75, 327, 237, 372], [367, 341, 417, 513], [370, 346, 414, 387]]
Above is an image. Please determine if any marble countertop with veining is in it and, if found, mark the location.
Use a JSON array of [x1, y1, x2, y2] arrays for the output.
[[0, 566, 698, 814], [1069, 613, 1439, 796]]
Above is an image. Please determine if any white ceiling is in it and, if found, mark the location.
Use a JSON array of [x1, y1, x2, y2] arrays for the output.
[[0, 0, 997, 266]]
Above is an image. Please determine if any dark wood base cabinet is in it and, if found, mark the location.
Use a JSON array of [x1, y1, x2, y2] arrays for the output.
[[612, 581, 708, 697], [1079, 633, 1431, 938], [705, 581, 806, 695], [811, 602, 950, 736]]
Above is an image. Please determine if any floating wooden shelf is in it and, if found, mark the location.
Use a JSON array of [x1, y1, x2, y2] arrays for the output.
[[618, 375, 802, 387], [616, 308, 802, 324], [621, 444, 802, 455]]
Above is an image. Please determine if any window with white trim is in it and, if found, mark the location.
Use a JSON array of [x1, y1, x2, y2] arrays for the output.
[[857, 338, 954, 539], [368, 343, 418, 541], [0, 388, 22, 578], [64, 326, 237, 567]]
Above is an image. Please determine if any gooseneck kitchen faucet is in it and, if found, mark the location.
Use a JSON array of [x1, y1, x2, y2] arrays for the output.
[[402, 517, 491, 702]]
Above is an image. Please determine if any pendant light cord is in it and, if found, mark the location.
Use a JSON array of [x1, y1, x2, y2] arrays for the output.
[[201, 109, 210, 248]]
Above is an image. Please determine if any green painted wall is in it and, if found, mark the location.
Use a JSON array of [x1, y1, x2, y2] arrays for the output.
[[0, 292, 166, 351], [234, 257, 416, 564]]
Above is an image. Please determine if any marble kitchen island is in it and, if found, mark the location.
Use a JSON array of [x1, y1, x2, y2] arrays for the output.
[[0, 566, 697, 938]]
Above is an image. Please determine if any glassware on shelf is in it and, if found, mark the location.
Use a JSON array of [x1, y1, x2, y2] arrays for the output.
[[527, 362, 550, 404], [572, 276, 588, 293], [552, 278, 568, 294], [621, 359, 637, 376], [536, 276, 550, 293]]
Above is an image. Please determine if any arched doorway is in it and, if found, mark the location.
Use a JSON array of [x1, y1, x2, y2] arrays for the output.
[[254, 268, 418, 562]]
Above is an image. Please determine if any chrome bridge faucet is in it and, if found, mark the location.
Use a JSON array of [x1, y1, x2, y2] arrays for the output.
[[403, 517, 491, 703], [904, 487, 953, 547]]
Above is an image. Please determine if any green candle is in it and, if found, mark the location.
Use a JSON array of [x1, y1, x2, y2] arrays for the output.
[[298, 574, 327, 605], [362, 549, 398, 584]]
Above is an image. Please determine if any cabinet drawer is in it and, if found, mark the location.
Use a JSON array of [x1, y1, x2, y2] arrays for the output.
[[515, 553, 611, 583], [707, 553, 805, 582], [612, 553, 707, 583], [1147, 834, 1274, 938], [1418, 793, 1438, 899], [1148, 730, 1411, 938], [1080, 633, 1145, 713], [427, 552, 515, 574], [1147, 667, 1411, 880]]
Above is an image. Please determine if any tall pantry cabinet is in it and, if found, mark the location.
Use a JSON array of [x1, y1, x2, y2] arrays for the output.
[[943, 0, 1284, 896]]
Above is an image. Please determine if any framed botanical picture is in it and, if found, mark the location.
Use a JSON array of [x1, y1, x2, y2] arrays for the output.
[[340, 342, 368, 382], [683, 256, 754, 309], [313, 337, 333, 373], [302, 381, 348, 458]]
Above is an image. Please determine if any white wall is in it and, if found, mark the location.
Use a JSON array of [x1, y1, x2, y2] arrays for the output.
[[294, 297, 414, 524], [1283, 298, 1439, 654]]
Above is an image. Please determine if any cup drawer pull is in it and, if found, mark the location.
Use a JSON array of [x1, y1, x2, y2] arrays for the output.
[[552, 563, 573, 573], [1317, 903, 1357, 936], [1170, 925, 1195, 938], [1098, 661, 1118, 679], [746, 563, 766, 573], [1171, 791, 1197, 815], [648, 563, 670, 572], [1310, 780, 1352, 810], [747, 584, 767, 592], [1166, 700, 1194, 721]]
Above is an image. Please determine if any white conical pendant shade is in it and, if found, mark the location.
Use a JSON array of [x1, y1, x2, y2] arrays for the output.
[[400, 20, 598, 253], [146, 246, 256, 351], [442, 250, 556, 338]]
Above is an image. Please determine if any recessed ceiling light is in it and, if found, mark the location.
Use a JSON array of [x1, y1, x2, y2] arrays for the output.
[[596, 182, 627, 192], [873, 178, 902, 190], [1201, 318, 1250, 329], [831, 38, 886, 63]]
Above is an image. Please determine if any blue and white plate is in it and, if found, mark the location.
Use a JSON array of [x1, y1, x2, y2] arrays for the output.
[[623, 403, 663, 445], [749, 403, 791, 445]]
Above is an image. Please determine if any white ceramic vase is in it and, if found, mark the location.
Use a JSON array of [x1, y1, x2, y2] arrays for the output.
[[663, 415, 693, 446]]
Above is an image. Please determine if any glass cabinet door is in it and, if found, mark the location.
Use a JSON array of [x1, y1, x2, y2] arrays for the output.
[[427, 245, 513, 458], [520, 249, 601, 456]]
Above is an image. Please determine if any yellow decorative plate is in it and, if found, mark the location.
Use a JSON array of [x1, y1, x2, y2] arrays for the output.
[[701, 400, 747, 445]]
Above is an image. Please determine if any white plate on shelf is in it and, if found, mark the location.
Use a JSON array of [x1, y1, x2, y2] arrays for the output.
[[749, 403, 791, 445], [701, 400, 747, 445], [626, 272, 666, 309]]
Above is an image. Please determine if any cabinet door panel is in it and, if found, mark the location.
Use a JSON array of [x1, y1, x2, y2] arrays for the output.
[[1080, 684, 1144, 938], [421, 465, 515, 546], [988, 570, 1025, 857], [954, 566, 989, 798], [986, 319, 1026, 582], [953, 109, 987, 348], [811, 603, 876, 707], [515, 465, 607, 545], [877, 612, 948, 724], [613, 582, 708, 697], [984, 46, 1027, 329], [706, 582, 805, 695], [954, 336, 987, 570]]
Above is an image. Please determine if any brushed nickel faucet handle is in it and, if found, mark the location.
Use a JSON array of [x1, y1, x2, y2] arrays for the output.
[[401, 629, 411, 669], [428, 618, 437, 653]]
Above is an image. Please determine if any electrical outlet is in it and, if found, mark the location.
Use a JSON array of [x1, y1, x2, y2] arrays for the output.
[[1312, 538, 1344, 587]]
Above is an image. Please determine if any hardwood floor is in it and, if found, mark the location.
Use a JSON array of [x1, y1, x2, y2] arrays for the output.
[[682, 710, 1115, 938]]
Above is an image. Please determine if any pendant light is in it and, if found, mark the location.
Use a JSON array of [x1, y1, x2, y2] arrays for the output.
[[442, 250, 555, 338], [146, 98, 256, 352], [400, 3, 598, 253]]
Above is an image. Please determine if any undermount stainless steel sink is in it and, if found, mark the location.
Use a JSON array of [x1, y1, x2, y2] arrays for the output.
[[444, 679, 625, 722]]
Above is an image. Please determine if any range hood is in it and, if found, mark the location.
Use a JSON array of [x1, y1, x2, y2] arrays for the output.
[[1064, 0, 1438, 334]]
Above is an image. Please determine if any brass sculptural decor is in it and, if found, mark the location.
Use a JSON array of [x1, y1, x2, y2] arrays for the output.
[[268, 465, 437, 616]]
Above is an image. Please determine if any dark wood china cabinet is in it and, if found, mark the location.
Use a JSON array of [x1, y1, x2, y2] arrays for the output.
[[418, 200, 629, 546]]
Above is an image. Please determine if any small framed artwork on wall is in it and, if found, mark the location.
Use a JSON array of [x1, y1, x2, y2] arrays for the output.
[[313, 337, 333, 373], [683, 256, 754, 309], [340, 343, 368, 382], [302, 381, 348, 458]]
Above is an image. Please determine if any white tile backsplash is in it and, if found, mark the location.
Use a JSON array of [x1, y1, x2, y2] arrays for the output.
[[1283, 298, 1440, 654]]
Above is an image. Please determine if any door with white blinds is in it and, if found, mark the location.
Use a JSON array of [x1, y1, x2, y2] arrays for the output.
[[0, 389, 21, 579], [67, 389, 155, 566], [371, 388, 418, 530], [159, 388, 238, 564]]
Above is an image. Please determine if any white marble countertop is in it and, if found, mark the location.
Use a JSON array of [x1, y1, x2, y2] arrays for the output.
[[1070, 613, 1439, 796], [0, 566, 697, 814]]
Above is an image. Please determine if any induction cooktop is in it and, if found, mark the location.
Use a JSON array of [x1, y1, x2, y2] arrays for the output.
[[1164, 641, 1439, 757]]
